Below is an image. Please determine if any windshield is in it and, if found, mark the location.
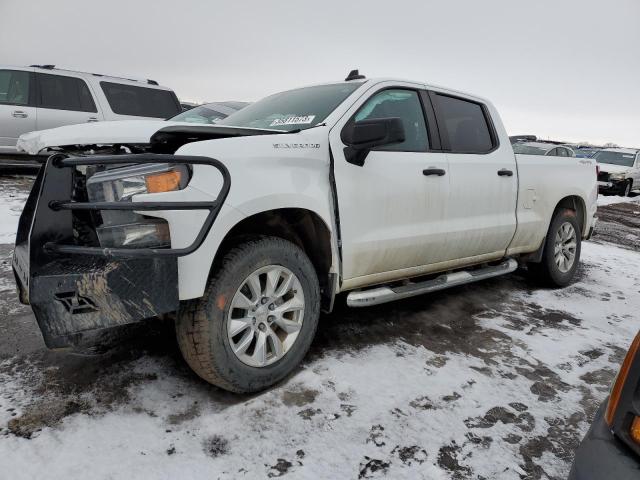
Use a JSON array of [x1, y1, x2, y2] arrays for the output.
[[594, 151, 636, 167], [575, 148, 598, 158], [169, 105, 233, 124], [217, 83, 363, 131], [512, 144, 549, 155]]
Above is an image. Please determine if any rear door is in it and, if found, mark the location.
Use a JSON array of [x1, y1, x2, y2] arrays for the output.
[[430, 92, 517, 260], [0, 68, 37, 153], [330, 83, 451, 287], [35, 72, 102, 130]]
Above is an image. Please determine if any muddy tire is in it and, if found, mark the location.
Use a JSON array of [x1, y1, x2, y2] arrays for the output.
[[176, 237, 320, 393], [528, 209, 582, 288]]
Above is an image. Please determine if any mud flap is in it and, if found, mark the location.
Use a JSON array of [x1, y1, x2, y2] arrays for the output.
[[12, 157, 179, 349]]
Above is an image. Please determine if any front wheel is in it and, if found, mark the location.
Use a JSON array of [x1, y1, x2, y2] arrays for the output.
[[528, 209, 582, 287], [176, 237, 320, 393], [620, 180, 632, 197]]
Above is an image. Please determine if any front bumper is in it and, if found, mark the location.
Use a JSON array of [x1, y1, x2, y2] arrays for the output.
[[598, 179, 626, 193], [569, 402, 640, 479], [12, 153, 229, 348]]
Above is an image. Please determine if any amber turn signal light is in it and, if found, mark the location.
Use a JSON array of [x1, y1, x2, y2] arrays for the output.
[[145, 170, 182, 193], [631, 417, 640, 444], [605, 332, 640, 426]]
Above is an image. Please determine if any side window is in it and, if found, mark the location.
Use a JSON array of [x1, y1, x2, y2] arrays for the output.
[[0, 70, 31, 106], [354, 89, 429, 151], [557, 148, 568, 157], [433, 94, 494, 153], [100, 82, 182, 118], [37, 74, 97, 112], [547, 148, 558, 156]]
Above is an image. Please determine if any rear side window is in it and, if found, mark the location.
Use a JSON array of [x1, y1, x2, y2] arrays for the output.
[[37, 73, 97, 112], [100, 82, 181, 118], [0, 70, 31, 106], [433, 94, 495, 153]]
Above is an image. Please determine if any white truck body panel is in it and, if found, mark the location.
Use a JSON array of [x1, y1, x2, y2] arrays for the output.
[[143, 129, 338, 299]]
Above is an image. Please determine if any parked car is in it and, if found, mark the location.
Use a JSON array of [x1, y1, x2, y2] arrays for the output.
[[0, 64, 181, 166], [594, 148, 640, 196], [12, 71, 598, 393], [574, 147, 600, 159], [512, 141, 575, 157], [569, 332, 640, 479], [16, 101, 250, 158]]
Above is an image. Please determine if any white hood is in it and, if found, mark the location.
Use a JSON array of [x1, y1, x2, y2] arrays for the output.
[[16, 120, 188, 155]]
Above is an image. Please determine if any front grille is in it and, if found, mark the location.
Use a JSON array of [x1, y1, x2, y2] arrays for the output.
[[598, 171, 610, 182]]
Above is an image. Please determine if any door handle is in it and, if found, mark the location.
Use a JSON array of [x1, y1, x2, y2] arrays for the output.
[[87, 117, 99, 122], [423, 167, 446, 176], [497, 169, 513, 177], [12, 110, 28, 118]]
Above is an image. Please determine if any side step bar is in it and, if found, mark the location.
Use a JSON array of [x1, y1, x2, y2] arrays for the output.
[[346, 258, 518, 307]]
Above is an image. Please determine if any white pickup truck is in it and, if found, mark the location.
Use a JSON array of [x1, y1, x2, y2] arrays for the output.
[[13, 71, 598, 393]]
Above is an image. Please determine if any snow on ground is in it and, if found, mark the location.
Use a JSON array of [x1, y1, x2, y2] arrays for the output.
[[0, 177, 639, 479], [1, 241, 638, 480], [0, 176, 30, 243], [597, 193, 640, 207]]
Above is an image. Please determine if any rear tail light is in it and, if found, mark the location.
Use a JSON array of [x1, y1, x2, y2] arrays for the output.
[[606, 332, 640, 425], [596, 165, 600, 177]]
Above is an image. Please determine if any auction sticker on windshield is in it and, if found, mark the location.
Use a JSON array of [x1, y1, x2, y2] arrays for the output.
[[270, 115, 315, 127]]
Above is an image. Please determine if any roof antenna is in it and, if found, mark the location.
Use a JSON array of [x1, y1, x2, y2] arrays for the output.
[[345, 69, 365, 81]]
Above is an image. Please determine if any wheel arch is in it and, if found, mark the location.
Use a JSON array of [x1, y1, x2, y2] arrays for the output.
[[524, 194, 587, 264], [212, 208, 337, 312], [555, 195, 587, 235]]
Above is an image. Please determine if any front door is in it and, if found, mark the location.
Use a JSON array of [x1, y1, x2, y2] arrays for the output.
[[329, 84, 450, 288]]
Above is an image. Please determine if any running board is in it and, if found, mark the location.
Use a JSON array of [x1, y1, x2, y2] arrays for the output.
[[346, 258, 518, 307]]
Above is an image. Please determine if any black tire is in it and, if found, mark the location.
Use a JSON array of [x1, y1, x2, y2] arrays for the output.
[[528, 209, 582, 288], [176, 236, 320, 393], [620, 180, 632, 197]]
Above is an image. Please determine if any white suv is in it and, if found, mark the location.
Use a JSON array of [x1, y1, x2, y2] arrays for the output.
[[0, 65, 181, 160]]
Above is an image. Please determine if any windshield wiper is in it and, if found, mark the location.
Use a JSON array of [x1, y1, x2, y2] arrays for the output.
[[286, 123, 327, 134]]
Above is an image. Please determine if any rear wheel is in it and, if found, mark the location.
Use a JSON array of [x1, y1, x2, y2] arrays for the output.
[[176, 237, 320, 393], [528, 209, 581, 287]]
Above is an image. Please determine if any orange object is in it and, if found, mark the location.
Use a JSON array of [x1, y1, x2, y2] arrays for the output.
[[606, 332, 640, 426], [631, 417, 640, 444], [145, 170, 181, 193]]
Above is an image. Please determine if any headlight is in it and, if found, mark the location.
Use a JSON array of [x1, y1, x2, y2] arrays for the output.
[[609, 172, 626, 181], [86, 163, 190, 248]]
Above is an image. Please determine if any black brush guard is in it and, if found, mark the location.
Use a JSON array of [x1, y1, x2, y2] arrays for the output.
[[12, 153, 230, 348]]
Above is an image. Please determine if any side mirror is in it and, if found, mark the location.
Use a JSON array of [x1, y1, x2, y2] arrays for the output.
[[341, 117, 405, 166]]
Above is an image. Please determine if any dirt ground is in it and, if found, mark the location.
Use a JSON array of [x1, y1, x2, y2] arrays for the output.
[[1, 175, 639, 479]]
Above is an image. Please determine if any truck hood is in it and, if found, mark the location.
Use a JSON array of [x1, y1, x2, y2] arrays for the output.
[[17, 120, 284, 155], [597, 163, 631, 174], [17, 120, 178, 155]]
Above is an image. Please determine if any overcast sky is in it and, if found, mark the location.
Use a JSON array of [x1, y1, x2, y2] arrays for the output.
[[1, 0, 638, 146]]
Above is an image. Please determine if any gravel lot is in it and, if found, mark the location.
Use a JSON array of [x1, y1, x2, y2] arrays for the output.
[[1, 174, 639, 479]]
